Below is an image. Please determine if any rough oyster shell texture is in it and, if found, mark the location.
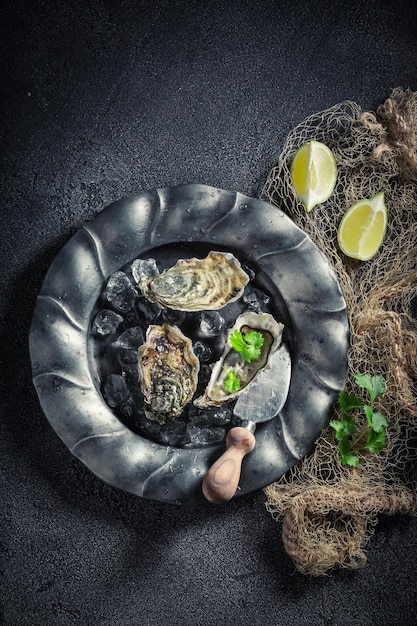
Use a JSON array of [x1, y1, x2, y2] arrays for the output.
[[138, 324, 200, 423], [194, 312, 284, 408], [139, 250, 249, 311]]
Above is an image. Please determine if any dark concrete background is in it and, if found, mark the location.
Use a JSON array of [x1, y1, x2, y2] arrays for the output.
[[1, 1, 417, 624]]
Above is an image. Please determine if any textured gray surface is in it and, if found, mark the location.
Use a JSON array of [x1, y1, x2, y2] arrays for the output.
[[1, 0, 417, 624]]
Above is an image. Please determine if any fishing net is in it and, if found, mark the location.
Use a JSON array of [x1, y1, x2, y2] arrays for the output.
[[261, 87, 417, 576]]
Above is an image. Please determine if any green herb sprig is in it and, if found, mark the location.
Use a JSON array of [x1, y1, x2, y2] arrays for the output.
[[229, 329, 264, 363], [330, 373, 388, 466], [224, 369, 241, 394]]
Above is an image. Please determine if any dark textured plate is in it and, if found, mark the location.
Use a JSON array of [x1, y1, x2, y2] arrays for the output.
[[29, 184, 349, 505]]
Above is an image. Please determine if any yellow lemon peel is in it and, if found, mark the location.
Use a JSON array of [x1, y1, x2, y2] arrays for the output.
[[290, 140, 337, 212], [337, 192, 387, 261]]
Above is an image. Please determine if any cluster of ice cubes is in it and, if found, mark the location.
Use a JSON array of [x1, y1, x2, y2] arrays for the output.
[[91, 255, 270, 448]]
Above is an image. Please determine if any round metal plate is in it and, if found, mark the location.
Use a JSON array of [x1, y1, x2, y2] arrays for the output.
[[29, 184, 349, 505]]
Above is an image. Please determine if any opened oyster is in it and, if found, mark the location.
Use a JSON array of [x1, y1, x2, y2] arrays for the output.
[[194, 312, 284, 408], [138, 324, 200, 423], [138, 250, 249, 311]]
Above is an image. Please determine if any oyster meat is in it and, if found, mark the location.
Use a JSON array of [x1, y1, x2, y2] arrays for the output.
[[194, 312, 284, 408], [138, 250, 249, 311], [138, 324, 200, 424]]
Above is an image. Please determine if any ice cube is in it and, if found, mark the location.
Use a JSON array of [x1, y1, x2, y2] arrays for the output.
[[119, 395, 136, 419], [91, 309, 124, 335], [160, 420, 191, 446], [189, 406, 233, 428], [194, 363, 213, 397], [117, 326, 144, 349], [136, 295, 161, 322], [118, 349, 138, 367], [122, 309, 141, 326], [186, 425, 226, 446], [193, 340, 211, 362], [161, 308, 187, 327], [119, 356, 139, 383], [105, 271, 137, 313], [211, 406, 234, 426], [103, 374, 130, 408], [241, 264, 256, 281], [135, 411, 162, 439], [199, 311, 225, 337], [243, 287, 270, 313], [132, 258, 159, 283]]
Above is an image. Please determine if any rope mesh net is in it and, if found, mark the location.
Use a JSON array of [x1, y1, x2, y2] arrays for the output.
[[261, 87, 417, 575]]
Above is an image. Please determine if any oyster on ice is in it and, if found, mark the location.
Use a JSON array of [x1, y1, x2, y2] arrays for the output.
[[194, 312, 284, 408], [138, 324, 200, 423], [138, 251, 249, 311]]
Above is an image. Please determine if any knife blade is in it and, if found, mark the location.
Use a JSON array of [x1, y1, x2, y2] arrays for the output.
[[202, 343, 291, 503]]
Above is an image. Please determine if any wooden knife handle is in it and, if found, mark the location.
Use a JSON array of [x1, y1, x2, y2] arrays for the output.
[[202, 427, 256, 504]]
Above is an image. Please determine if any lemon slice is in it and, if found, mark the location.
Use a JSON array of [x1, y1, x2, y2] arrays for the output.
[[290, 140, 337, 212], [337, 192, 387, 261]]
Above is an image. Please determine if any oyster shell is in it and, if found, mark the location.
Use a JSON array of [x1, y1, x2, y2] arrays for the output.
[[194, 312, 284, 408], [138, 324, 200, 423], [138, 250, 249, 311]]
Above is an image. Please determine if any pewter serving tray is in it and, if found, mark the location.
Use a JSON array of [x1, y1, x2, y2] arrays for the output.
[[29, 184, 349, 505]]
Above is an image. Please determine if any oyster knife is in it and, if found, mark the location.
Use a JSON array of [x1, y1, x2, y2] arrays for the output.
[[202, 343, 291, 504]]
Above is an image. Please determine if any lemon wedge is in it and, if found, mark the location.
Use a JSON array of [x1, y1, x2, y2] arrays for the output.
[[290, 140, 337, 212], [337, 192, 387, 261]]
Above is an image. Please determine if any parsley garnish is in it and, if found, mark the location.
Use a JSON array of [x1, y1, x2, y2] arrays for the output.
[[224, 370, 241, 393], [330, 373, 388, 466], [229, 329, 264, 363]]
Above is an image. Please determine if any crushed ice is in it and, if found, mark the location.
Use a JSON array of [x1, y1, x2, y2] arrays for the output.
[[91, 257, 275, 447]]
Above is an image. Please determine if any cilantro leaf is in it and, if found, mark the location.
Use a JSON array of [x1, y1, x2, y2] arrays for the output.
[[229, 329, 248, 353], [354, 373, 386, 402], [338, 436, 352, 455], [363, 404, 374, 428], [364, 429, 386, 453], [341, 452, 360, 467], [332, 373, 387, 466], [368, 411, 388, 434], [229, 329, 264, 363], [329, 419, 346, 439], [338, 390, 362, 412], [224, 370, 241, 393], [242, 331, 264, 361], [338, 437, 360, 466], [330, 417, 355, 440]]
